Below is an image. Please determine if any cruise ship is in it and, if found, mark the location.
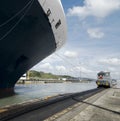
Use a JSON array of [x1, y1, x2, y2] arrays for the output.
[[0, 0, 67, 97]]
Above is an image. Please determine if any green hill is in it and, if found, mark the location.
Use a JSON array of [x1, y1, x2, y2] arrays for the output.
[[28, 70, 95, 82], [29, 70, 72, 79]]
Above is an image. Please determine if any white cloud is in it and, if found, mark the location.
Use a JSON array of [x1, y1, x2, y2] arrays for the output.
[[87, 28, 104, 39], [74, 66, 93, 73], [39, 63, 53, 70], [98, 58, 120, 66], [31, 62, 53, 73], [107, 67, 116, 72], [67, 0, 120, 18], [64, 51, 78, 58], [56, 66, 66, 72]]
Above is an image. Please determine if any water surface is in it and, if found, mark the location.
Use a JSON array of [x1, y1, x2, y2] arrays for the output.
[[0, 82, 99, 107]]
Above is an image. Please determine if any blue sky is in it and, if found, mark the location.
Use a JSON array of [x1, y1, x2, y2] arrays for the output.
[[32, 0, 120, 79]]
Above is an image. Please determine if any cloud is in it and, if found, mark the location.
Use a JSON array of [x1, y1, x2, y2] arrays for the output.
[[39, 63, 53, 70], [87, 28, 104, 39], [72, 66, 93, 73], [98, 58, 120, 66], [31, 62, 53, 73], [107, 67, 116, 72], [56, 66, 66, 72], [64, 51, 78, 58], [67, 0, 120, 18]]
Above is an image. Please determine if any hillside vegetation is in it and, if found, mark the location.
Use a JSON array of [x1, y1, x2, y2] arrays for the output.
[[29, 70, 73, 79]]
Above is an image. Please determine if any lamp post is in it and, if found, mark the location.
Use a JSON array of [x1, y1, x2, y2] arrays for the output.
[[79, 62, 82, 82]]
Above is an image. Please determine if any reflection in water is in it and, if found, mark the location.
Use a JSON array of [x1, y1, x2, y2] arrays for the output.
[[0, 82, 97, 107]]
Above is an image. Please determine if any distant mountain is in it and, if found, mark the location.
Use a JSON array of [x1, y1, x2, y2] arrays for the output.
[[29, 70, 74, 80], [28, 70, 95, 82]]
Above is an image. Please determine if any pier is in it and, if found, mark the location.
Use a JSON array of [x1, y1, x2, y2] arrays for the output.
[[46, 88, 120, 121], [0, 87, 120, 121]]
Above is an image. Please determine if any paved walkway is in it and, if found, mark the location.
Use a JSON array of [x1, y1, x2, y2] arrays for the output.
[[45, 88, 120, 121]]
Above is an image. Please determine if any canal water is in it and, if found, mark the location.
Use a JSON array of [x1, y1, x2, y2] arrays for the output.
[[0, 82, 97, 108]]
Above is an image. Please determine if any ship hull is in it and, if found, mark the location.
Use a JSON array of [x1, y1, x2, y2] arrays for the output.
[[0, 0, 56, 96]]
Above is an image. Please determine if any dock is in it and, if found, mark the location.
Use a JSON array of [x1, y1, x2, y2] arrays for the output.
[[0, 88, 120, 121], [45, 88, 120, 121]]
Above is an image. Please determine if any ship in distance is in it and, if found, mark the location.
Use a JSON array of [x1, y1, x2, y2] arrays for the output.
[[96, 71, 117, 88], [0, 0, 67, 96]]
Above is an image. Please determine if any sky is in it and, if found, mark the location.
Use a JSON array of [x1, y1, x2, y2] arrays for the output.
[[32, 0, 120, 79]]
